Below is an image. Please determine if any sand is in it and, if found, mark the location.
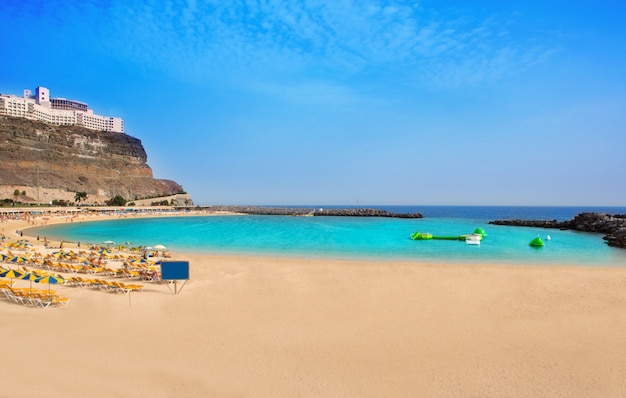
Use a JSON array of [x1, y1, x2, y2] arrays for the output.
[[2, 212, 626, 397]]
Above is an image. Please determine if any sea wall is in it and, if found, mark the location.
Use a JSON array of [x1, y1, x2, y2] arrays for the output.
[[489, 212, 626, 249], [205, 206, 423, 218]]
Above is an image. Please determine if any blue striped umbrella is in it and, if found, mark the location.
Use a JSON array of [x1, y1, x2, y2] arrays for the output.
[[36, 275, 65, 297], [19, 272, 40, 292], [0, 268, 23, 283]]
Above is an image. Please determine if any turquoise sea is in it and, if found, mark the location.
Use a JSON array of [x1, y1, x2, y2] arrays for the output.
[[28, 206, 626, 267]]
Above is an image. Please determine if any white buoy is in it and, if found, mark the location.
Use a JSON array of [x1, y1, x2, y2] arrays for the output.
[[546, 235, 551, 241]]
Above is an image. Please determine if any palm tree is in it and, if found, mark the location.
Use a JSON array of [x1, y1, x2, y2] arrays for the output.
[[74, 191, 88, 204]]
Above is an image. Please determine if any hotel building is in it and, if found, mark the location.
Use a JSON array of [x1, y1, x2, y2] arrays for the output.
[[0, 86, 124, 133]]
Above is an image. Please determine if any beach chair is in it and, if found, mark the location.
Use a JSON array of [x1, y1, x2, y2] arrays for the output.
[[91, 279, 111, 291], [63, 277, 81, 287], [5, 288, 28, 306], [27, 293, 50, 308], [124, 283, 144, 292], [0, 280, 13, 289], [98, 267, 117, 276], [1, 288, 18, 302], [109, 281, 131, 294], [44, 295, 70, 307]]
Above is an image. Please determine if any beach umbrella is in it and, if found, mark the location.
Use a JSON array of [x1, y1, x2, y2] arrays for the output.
[[0, 268, 23, 278], [153, 244, 167, 250], [36, 275, 64, 297], [8, 255, 28, 264], [37, 274, 64, 284], [98, 249, 111, 255], [12, 241, 33, 251], [19, 272, 40, 292], [0, 268, 23, 283], [130, 258, 147, 265], [102, 240, 115, 246]]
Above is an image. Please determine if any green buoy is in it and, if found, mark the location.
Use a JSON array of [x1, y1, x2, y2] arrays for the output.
[[529, 236, 545, 247], [473, 228, 487, 238]]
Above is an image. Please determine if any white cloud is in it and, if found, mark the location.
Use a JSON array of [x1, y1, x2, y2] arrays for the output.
[[19, 0, 555, 95]]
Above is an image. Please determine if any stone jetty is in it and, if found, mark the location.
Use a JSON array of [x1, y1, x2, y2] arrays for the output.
[[206, 206, 422, 219], [489, 212, 626, 249]]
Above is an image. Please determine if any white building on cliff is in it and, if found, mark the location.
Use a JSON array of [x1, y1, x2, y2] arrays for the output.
[[0, 86, 124, 133]]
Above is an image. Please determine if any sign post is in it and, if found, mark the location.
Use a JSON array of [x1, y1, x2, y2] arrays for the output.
[[160, 261, 189, 295]]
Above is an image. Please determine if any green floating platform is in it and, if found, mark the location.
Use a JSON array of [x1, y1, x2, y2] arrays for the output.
[[410, 228, 487, 241], [410, 232, 433, 240], [434, 235, 462, 240]]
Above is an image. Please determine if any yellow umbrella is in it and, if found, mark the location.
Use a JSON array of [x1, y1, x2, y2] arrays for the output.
[[37, 275, 64, 284], [0, 268, 23, 283], [19, 272, 40, 292], [36, 275, 64, 298]]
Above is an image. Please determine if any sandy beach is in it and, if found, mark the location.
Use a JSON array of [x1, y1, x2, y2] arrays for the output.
[[2, 212, 626, 397]]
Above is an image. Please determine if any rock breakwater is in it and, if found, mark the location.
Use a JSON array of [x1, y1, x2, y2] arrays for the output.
[[489, 212, 626, 249], [207, 206, 422, 218]]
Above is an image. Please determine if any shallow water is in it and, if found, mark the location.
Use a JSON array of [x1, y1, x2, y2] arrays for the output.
[[28, 206, 626, 267]]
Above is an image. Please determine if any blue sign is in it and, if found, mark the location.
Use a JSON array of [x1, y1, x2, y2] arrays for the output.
[[161, 261, 189, 280]]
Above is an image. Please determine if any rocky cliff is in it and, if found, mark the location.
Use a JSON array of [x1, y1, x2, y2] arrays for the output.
[[0, 115, 184, 204], [489, 212, 626, 249]]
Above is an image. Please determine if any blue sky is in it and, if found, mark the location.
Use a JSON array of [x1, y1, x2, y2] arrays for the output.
[[1, 0, 625, 206]]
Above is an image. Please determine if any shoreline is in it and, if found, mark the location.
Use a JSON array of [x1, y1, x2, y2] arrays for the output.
[[2, 211, 626, 396], [3, 207, 239, 250], [13, 209, 626, 269]]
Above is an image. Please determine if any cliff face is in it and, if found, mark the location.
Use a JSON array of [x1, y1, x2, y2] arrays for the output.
[[0, 115, 184, 204]]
